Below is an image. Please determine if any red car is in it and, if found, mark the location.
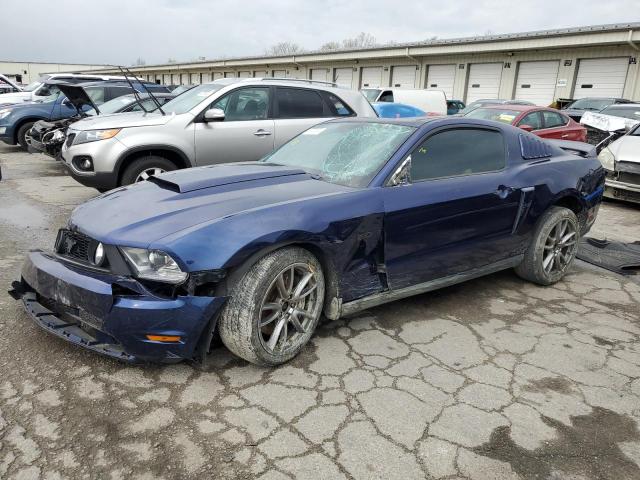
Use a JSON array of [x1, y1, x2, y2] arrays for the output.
[[464, 104, 587, 142]]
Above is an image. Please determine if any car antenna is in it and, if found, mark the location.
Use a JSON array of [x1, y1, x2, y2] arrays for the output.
[[119, 66, 165, 116]]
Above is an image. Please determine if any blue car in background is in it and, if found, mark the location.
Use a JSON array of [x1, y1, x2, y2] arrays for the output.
[[11, 117, 604, 366], [0, 80, 169, 150], [373, 102, 426, 118]]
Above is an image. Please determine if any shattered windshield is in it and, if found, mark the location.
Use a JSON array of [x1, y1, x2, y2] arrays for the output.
[[263, 122, 415, 187]]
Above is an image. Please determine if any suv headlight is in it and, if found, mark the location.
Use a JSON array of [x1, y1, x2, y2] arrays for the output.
[[73, 128, 121, 145], [121, 247, 187, 284], [0, 109, 12, 120], [597, 147, 615, 170]]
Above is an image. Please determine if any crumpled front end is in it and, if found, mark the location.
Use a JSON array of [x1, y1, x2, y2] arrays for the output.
[[11, 250, 227, 364]]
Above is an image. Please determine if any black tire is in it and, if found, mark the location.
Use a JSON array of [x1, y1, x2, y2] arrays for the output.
[[515, 206, 579, 286], [17, 122, 35, 151], [120, 155, 176, 186], [218, 247, 325, 366]]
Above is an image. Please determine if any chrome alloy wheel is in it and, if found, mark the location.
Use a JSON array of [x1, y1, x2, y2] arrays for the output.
[[259, 263, 320, 354], [542, 218, 578, 275], [135, 167, 166, 182]]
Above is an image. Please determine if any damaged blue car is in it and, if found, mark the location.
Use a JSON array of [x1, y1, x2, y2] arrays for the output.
[[11, 117, 605, 366]]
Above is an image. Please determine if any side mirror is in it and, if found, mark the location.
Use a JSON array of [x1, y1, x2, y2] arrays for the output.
[[389, 155, 412, 186], [203, 108, 225, 122], [519, 124, 534, 132]]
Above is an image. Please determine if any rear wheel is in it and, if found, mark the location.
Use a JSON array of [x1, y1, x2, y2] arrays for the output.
[[120, 155, 176, 186], [218, 247, 325, 366], [17, 122, 35, 151], [515, 206, 579, 285]]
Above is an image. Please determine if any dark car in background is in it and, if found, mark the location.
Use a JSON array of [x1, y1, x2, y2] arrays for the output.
[[464, 104, 587, 142], [562, 97, 633, 122], [0, 80, 169, 150], [11, 117, 604, 366]]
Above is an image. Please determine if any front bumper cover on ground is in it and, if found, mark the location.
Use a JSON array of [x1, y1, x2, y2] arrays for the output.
[[10, 250, 227, 363]]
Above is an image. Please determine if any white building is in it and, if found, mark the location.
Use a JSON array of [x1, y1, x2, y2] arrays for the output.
[[0, 61, 111, 85]]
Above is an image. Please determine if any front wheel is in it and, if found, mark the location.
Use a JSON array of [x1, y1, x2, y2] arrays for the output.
[[218, 247, 325, 366], [120, 155, 176, 186], [17, 122, 35, 151], [515, 206, 579, 285]]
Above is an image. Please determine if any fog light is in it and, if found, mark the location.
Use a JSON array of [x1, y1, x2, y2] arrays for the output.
[[0, 127, 6, 135], [146, 335, 182, 343], [73, 155, 94, 172], [93, 242, 105, 266]]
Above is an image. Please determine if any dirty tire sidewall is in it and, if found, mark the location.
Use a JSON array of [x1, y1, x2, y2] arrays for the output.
[[218, 247, 325, 366], [17, 122, 34, 151], [120, 155, 176, 186], [515, 206, 579, 286]]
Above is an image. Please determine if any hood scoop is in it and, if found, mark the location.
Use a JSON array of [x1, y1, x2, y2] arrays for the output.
[[147, 162, 307, 193]]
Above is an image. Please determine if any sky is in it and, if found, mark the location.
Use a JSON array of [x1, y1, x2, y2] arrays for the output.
[[2, 0, 638, 66]]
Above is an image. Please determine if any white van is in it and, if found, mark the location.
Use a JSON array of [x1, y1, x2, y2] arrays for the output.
[[362, 88, 447, 115]]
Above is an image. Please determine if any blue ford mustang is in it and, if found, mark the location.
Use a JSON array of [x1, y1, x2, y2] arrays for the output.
[[11, 117, 605, 366]]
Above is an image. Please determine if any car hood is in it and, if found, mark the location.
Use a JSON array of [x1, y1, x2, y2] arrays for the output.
[[0, 91, 32, 104], [69, 162, 353, 246], [55, 83, 100, 114], [69, 111, 176, 130], [609, 135, 640, 164]]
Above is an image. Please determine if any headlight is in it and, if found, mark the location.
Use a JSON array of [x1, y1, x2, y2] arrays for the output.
[[73, 128, 121, 145], [0, 109, 11, 120], [121, 247, 187, 284], [597, 147, 615, 170]]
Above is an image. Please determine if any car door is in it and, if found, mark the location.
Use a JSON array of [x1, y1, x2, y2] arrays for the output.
[[539, 110, 580, 140], [383, 126, 523, 290], [194, 86, 274, 165], [272, 87, 334, 149], [516, 111, 543, 134]]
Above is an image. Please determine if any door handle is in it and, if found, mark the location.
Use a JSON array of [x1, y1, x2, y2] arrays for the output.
[[253, 129, 272, 137], [495, 185, 515, 199]]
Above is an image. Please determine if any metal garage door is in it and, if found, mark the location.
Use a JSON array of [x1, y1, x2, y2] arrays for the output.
[[466, 63, 503, 103], [201, 73, 210, 83], [514, 61, 559, 106], [238, 71, 251, 78], [224, 72, 235, 78], [426, 64, 456, 99], [311, 69, 328, 82], [361, 67, 383, 88], [287, 69, 304, 79], [254, 70, 269, 78], [212, 72, 223, 80], [273, 69, 286, 77], [190, 73, 200, 84], [391, 65, 417, 88], [573, 58, 629, 98], [334, 68, 353, 88]]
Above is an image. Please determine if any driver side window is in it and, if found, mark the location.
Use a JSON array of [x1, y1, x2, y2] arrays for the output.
[[210, 87, 269, 121], [518, 112, 542, 130]]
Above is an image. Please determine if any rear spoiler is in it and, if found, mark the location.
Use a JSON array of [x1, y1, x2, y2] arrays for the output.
[[546, 139, 597, 158]]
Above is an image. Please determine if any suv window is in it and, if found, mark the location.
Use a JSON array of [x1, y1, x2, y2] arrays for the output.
[[378, 91, 394, 102], [542, 111, 567, 128], [321, 92, 354, 116], [211, 87, 269, 121], [276, 87, 325, 118], [518, 112, 542, 130], [106, 86, 132, 102], [86, 87, 106, 105], [411, 128, 505, 181]]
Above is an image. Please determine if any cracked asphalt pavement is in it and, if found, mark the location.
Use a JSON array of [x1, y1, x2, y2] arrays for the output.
[[1, 144, 640, 480]]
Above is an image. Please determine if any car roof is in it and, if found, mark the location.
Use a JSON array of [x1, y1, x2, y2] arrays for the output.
[[474, 104, 551, 113], [602, 103, 640, 108], [325, 116, 436, 128]]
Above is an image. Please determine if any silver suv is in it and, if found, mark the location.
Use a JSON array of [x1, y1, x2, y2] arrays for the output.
[[60, 78, 376, 191]]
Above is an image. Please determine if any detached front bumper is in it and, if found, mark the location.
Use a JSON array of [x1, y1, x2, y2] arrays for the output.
[[11, 250, 227, 364], [604, 179, 640, 204]]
